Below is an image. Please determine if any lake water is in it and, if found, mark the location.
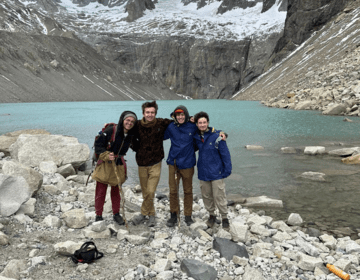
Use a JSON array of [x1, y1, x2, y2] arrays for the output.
[[2, 100, 360, 232]]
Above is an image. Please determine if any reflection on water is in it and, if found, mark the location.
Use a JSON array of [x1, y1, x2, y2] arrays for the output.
[[2, 100, 360, 231]]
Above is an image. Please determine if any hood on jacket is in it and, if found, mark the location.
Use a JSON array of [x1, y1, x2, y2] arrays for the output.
[[170, 105, 190, 125], [115, 110, 138, 139]]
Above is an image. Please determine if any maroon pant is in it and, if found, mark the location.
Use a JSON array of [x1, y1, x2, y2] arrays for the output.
[[95, 181, 120, 216]]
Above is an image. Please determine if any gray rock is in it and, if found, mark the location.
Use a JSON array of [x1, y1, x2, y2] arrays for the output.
[[0, 231, 9, 245], [9, 134, 90, 168], [0, 174, 31, 217], [0, 259, 27, 279], [229, 222, 248, 243], [243, 196, 283, 208], [57, 164, 76, 178], [328, 147, 360, 157], [304, 146, 326, 155], [125, 234, 148, 245], [297, 252, 323, 271], [242, 265, 265, 280], [300, 171, 325, 181], [180, 258, 217, 280], [153, 258, 171, 273], [54, 241, 83, 256], [213, 237, 249, 261], [16, 198, 36, 216], [39, 161, 57, 173], [42, 215, 62, 228], [281, 147, 297, 154], [245, 145, 264, 150], [83, 228, 111, 239], [62, 208, 89, 229], [322, 104, 347, 115], [287, 213, 303, 226], [2, 160, 42, 196]]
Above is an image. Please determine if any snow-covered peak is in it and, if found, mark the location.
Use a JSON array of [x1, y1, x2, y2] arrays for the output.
[[19, 0, 286, 41]]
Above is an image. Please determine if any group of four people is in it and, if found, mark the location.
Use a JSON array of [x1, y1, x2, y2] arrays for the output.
[[92, 101, 232, 231]]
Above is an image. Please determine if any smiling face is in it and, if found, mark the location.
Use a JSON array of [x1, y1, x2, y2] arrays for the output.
[[123, 116, 136, 133], [143, 107, 156, 122], [196, 117, 209, 132], [175, 112, 185, 124]]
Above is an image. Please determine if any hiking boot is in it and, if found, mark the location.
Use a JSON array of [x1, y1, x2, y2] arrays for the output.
[[132, 214, 146, 225], [222, 218, 230, 231], [166, 212, 177, 227], [185, 216, 194, 226], [95, 215, 103, 221], [147, 215, 156, 227], [206, 215, 216, 228], [113, 213, 125, 225]]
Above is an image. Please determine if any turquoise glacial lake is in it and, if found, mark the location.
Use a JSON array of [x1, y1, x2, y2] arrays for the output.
[[2, 100, 360, 231]]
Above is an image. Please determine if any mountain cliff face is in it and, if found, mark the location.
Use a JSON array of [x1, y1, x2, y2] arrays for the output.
[[233, 0, 360, 104]]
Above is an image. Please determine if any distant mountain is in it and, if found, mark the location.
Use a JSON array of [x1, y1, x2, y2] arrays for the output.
[[0, 0, 352, 102]]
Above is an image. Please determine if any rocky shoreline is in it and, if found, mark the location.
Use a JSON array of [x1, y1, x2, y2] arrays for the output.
[[262, 46, 360, 118], [1, 130, 360, 280]]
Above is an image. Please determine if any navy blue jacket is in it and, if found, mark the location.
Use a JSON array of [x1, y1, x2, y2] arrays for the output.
[[164, 121, 197, 170], [193, 127, 232, 181]]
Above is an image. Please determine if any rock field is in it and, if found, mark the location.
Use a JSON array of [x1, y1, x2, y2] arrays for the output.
[[1, 131, 360, 280]]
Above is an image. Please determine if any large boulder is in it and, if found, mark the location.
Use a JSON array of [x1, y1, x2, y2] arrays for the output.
[[2, 161, 42, 196], [329, 147, 360, 157], [9, 134, 90, 168], [0, 174, 31, 217], [322, 104, 347, 115], [342, 154, 360, 165], [0, 129, 50, 156], [243, 195, 283, 208]]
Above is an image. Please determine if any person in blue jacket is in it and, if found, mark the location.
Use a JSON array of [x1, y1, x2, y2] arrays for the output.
[[164, 106, 226, 227], [193, 111, 232, 231], [164, 105, 197, 227]]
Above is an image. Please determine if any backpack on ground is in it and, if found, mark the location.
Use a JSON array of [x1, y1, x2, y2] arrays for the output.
[[91, 122, 117, 166], [71, 241, 104, 264]]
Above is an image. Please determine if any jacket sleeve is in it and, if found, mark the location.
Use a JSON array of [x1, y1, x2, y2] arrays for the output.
[[94, 125, 113, 155], [218, 140, 232, 178], [164, 123, 173, 140], [162, 118, 173, 130]]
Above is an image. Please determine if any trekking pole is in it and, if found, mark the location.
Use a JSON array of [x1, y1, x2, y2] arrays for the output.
[[111, 159, 129, 232], [174, 160, 181, 227], [324, 263, 350, 280]]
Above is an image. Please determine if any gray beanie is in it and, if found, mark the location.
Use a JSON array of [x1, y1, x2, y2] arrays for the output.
[[123, 112, 137, 121]]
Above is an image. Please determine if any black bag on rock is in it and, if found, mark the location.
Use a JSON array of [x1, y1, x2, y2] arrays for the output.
[[71, 241, 104, 264]]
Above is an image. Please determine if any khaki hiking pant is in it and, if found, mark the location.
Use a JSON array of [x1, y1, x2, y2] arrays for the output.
[[200, 179, 228, 218], [168, 165, 194, 217], [138, 162, 161, 216]]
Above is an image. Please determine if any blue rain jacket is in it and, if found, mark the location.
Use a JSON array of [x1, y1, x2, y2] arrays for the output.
[[164, 121, 197, 170], [193, 127, 232, 181]]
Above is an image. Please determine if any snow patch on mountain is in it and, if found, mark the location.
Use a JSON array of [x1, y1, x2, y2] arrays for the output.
[[19, 0, 286, 40]]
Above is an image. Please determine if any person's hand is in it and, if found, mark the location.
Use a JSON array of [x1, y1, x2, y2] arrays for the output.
[[220, 132, 227, 141], [190, 116, 195, 123], [109, 152, 115, 161]]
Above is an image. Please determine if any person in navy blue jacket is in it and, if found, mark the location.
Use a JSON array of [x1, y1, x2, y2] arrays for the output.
[[193, 111, 232, 231], [164, 106, 227, 227]]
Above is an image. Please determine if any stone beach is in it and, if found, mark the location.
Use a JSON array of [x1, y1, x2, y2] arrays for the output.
[[1, 130, 360, 280]]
